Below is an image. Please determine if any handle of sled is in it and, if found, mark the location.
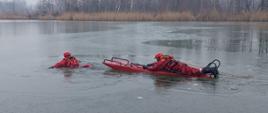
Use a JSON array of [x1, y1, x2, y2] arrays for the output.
[[130, 63, 145, 67], [206, 59, 221, 69], [112, 57, 130, 64]]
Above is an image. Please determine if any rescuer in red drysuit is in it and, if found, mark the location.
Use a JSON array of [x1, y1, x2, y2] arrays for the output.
[[49, 52, 79, 68], [49, 51, 91, 69], [144, 52, 219, 77], [144, 52, 174, 71]]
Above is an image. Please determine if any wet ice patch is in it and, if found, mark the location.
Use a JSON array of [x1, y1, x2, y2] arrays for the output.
[[137, 96, 143, 100], [143, 39, 202, 49]]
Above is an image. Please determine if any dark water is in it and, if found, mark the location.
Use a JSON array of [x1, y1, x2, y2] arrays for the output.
[[0, 20, 268, 113]]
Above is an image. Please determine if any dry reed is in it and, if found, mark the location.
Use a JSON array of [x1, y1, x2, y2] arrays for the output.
[[1, 11, 268, 21]]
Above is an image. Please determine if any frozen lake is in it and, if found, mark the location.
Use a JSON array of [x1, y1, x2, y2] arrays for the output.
[[0, 20, 268, 113]]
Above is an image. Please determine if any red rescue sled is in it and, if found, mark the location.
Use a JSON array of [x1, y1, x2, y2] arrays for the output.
[[103, 57, 216, 79]]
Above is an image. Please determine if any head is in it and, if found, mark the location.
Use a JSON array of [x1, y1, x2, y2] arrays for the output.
[[154, 52, 163, 61], [64, 51, 71, 58]]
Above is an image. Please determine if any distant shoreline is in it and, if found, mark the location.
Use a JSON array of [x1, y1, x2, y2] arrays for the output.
[[1, 12, 268, 22]]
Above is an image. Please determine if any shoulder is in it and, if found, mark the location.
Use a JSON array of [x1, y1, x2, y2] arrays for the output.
[[161, 59, 171, 62], [70, 56, 77, 59]]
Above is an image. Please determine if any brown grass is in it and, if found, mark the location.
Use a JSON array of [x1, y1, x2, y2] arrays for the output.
[[223, 11, 268, 21], [250, 11, 268, 21], [0, 13, 29, 19], [196, 9, 222, 21], [1, 11, 268, 21], [50, 12, 195, 21]]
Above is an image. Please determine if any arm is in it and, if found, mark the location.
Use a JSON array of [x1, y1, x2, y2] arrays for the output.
[[147, 60, 169, 71], [143, 62, 156, 69], [51, 59, 67, 68], [69, 57, 80, 67], [146, 63, 156, 67]]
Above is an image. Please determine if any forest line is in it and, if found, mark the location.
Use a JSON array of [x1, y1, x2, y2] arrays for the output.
[[0, 0, 267, 21]]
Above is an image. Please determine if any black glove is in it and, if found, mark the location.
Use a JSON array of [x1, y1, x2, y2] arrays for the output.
[[48, 66, 54, 69], [143, 65, 148, 69], [201, 67, 209, 74]]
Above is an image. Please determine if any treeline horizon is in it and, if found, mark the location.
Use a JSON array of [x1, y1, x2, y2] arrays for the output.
[[0, 0, 268, 21]]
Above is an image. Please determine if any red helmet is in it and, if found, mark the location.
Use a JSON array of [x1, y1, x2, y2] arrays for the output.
[[64, 51, 71, 58], [154, 52, 163, 60]]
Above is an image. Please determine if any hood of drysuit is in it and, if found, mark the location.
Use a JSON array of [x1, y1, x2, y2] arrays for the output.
[[64, 52, 71, 58], [155, 52, 163, 61]]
